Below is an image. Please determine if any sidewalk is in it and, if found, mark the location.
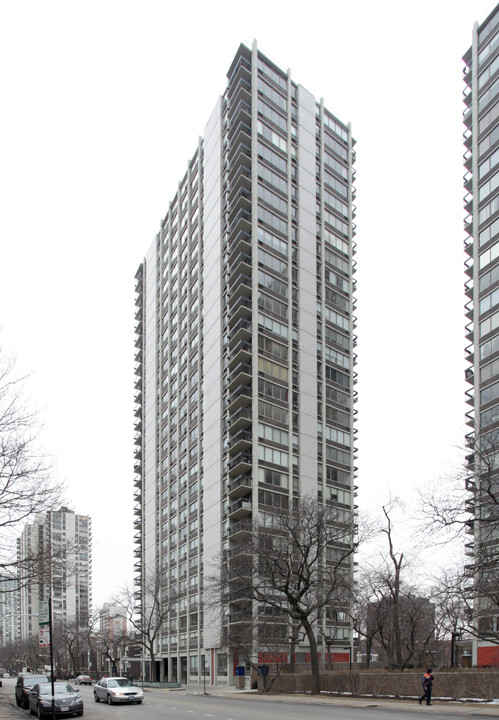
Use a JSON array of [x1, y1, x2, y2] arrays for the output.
[[181, 683, 499, 715]]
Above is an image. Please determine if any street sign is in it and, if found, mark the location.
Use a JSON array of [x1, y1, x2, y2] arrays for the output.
[[39, 600, 50, 626], [39, 627, 50, 647]]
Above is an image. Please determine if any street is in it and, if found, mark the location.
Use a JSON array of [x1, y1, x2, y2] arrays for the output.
[[1, 678, 498, 720]]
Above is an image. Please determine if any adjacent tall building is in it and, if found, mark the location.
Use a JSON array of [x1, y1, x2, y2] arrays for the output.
[[463, 5, 499, 667], [18, 507, 92, 639], [134, 42, 357, 684]]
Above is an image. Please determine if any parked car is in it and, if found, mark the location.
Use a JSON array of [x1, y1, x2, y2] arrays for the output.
[[74, 676, 91, 686], [93, 677, 143, 704], [29, 682, 83, 717], [15, 674, 51, 709]]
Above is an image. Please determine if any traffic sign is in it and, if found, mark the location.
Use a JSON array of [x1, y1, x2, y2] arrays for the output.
[[39, 600, 50, 626], [39, 627, 50, 647]]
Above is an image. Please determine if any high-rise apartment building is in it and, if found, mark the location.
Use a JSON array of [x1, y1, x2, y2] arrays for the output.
[[463, 5, 499, 667], [134, 42, 357, 685], [0, 579, 20, 648], [18, 507, 92, 638], [99, 602, 127, 642]]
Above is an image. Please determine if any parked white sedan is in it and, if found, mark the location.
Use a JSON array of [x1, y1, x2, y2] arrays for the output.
[[93, 677, 143, 705]]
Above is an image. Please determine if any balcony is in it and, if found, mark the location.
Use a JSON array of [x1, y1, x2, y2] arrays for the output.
[[227, 384, 252, 412], [228, 519, 252, 538], [228, 473, 252, 498], [228, 248, 252, 275], [227, 339, 252, 370], [227, 405, 252, 432], [227, 226, 251, 260], [228, 428, 252, 456], [228, 295, 252, 325], [228, 226, 252, 265], [228, 361, 252, 391], [228, 451, 252, 476], [227, 79, 251, 118], [228, 496, 252, 520], [228, 316, 252, 348]]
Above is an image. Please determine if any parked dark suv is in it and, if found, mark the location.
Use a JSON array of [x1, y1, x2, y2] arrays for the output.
[[15, 674, 51, 708]]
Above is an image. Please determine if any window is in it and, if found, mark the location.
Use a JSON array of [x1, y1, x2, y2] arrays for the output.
[[481, 286, 499, 315], [323, 306, 350, 332], [323, 425, 350, 446], [324, 170, 348, 198], [257, 141, 287, 174], [324, 246, 349, 274], [258, 336, 288, 361], [258, 78, 286, 111], [321, 343, 350, 370], [481, 378, 499, 405], [325, 445, 350, 465], [258, 313, 288, 339], [258, 422, 289, 445], [258, 444, 289, 467], [258, 269, 287, 297], [479, 195, 499, 225], [258, 292, 288, 319], [480, 335, 499, 360], [325, 485, 351, 504], [258, 205, 288, 236], [480, 308, 499, 337], [258, 378, 288, 403], [258, 226, 287, 256], [258, 182, 287, 216], [324, 150, 348, 179], [258, 467, 289, 487], [258, 489, 289, 509], [323, 187, 348, 217]]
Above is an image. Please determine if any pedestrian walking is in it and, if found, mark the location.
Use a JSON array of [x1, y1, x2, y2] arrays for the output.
[[419, 668, 434, 706]]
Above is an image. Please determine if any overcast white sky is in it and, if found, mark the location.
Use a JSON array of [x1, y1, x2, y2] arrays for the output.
[[0, 0, 494, 605]]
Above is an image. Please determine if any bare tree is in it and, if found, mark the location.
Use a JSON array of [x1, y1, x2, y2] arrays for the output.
[[209, 494, 359, 695], [419, 431, 499, 647], [114, 572, 177, 682], [221, 610, 288, 691], [57, 617, 92, 677], [0, 346, 61, 583], [356, 502, 436, 670]]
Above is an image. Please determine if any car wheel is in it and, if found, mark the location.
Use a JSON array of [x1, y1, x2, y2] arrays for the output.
[[136, 700, 142, 704], [94, 693, 100, 703], [76, 711, 83, 717], [107, 694, 113, 705]]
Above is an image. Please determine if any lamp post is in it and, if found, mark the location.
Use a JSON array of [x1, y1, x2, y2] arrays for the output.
[[451, 632, 461, 668]]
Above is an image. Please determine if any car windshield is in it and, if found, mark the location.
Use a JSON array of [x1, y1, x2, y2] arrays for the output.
[[38, 683, 73, 695], [107, 679, 132, 688], [25, 677, 49, 688]]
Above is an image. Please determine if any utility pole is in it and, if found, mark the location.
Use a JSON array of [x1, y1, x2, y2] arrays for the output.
[[39, 598, 55, 720]]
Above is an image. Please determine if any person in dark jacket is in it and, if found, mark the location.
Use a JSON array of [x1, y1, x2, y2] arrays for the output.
[[419, 668, 434, 705]]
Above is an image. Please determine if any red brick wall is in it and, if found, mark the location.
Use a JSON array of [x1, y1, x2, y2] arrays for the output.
[[478, 645, 499, 666]]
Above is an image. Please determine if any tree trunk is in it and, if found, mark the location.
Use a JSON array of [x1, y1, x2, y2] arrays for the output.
[[366, 637, 372, 669], [149, 650, 156, 682], [302, 619, 320, 694]]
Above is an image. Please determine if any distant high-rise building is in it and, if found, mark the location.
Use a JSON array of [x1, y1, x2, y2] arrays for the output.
[[134, 41, 357, 684], [0, 579, 20, 647], [463, 4, 499, 667], [99, 603, 126, 642], [18, 507, 92, 638]]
